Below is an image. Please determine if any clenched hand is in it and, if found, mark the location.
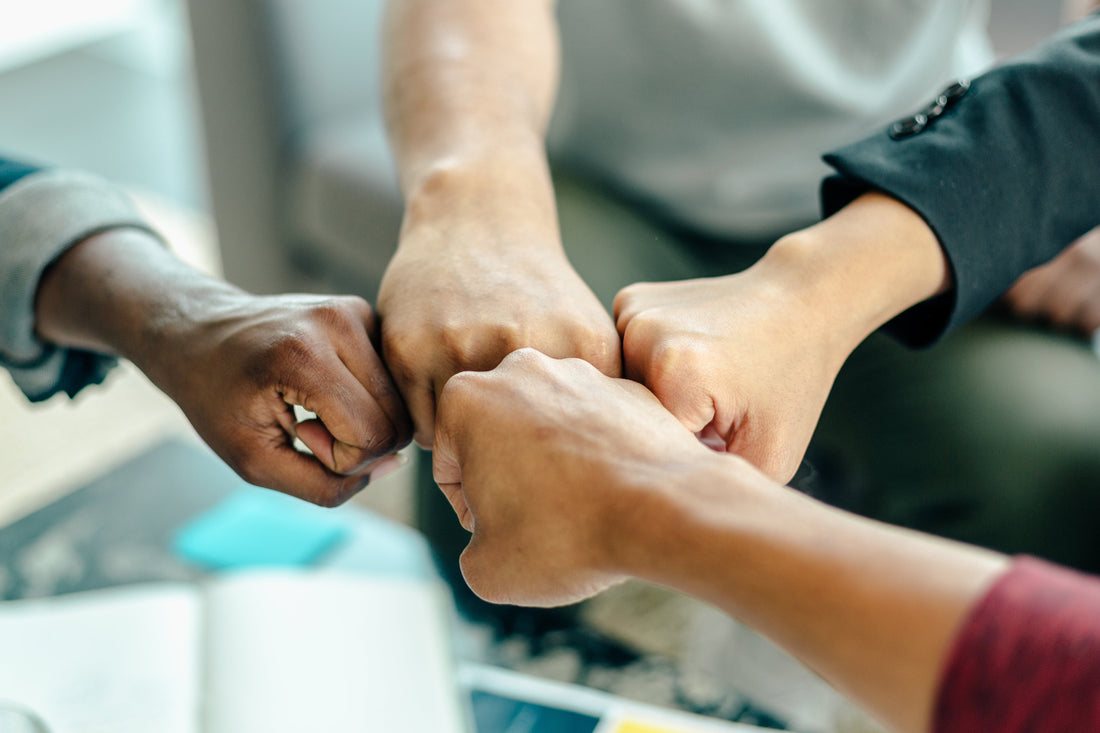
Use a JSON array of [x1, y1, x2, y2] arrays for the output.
[[433, 348, 714, 607], [1004, 226, 1100, 337], [378, 218, 620, 448]]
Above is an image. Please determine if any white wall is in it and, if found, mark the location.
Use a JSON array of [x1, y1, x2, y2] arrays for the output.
[[0, 0, 156, 71]]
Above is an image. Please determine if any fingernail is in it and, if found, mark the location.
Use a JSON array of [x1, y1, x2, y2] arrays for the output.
[[368, 452, 408, 483]]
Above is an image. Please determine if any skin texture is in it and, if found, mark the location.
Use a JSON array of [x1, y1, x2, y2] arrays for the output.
[[379, 0, 618, 448], [35, 228, 412, 506], [1004, 226, 1100, 337], [380, 0, 951, 478], [434, 349, 1008, 733], [614, 192, 952, 481]]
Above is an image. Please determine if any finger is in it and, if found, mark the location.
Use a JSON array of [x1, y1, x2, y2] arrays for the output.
[[1045, 267, 1097, 329], [1003, 266, 1054, 318], [576, 333, 622, 379], [437, 481, 474, 532], [619, 320, 651, 385], [250, 441, 374, 507], [380, 337, 440, 449], [1056, 282, 1100, 336], [613, 282, 659, 329], [621, 327, 716, 433], [613, 290, 637, 333], [433, 374, 478, 529], [696, 423, 728, 452], [331, 300, 415, 447], [294, 417, 336, 463], [520, 335, 621, 380], [295, 417, 393, 479], [431, 420, 464, 492], [1078, 291, 1100, 335], [286, 356, 400, 474]]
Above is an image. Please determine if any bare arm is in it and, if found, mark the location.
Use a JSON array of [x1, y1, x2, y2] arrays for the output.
[[383, 0, 559, 206], [627, 455, 1005, 733], [379, 0, 619, 447], [433, 349, 1007, 733], [36, 229, 411, 504]]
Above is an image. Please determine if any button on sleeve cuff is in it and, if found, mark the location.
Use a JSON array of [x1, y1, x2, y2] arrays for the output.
[[821, 16, 1100, 347]]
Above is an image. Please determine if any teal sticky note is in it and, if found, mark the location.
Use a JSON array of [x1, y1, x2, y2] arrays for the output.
[[174, 488, 349, 569]]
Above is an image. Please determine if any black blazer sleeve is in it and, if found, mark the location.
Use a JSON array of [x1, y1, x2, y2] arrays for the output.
[[821, 13, 1100, 347]]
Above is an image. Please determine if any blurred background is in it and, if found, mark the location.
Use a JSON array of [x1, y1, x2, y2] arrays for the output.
[[0, 0, 1072, 214]]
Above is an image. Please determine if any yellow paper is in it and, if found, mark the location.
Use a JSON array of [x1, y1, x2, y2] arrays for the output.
[[614, 722, 686, 733]]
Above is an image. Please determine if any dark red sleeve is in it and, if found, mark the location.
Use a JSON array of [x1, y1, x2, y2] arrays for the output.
[[934, 556, 1100, 732]]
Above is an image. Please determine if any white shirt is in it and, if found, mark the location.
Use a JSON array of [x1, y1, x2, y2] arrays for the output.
[[549, 0, 995, 238]]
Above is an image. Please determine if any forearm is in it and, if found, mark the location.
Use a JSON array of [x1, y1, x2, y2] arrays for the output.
[[752, 192, 951, 371], [35, 228, 242, 374], [615, 454, 1007, 733], [383, 0, 560, 240]]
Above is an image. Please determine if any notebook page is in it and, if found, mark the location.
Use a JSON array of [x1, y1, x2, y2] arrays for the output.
[[0, 585, 201, 733], [201, 571, 467, 733]]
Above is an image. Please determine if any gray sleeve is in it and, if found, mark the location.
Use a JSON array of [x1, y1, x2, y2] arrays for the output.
[[0, 170, 163, 402]]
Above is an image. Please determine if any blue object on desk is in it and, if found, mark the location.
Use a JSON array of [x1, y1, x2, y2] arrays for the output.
[[173, 488, 350, 569], [324, 509, 439, 580], [470, 691, 600, 733]]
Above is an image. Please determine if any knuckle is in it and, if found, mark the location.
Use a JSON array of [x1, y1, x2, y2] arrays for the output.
[[612, 288, 641, 321], [582, 322, 617, 354], [380, 328, 423, 381], [647, 339, 704, 394], [499, 346, 549, 373], [622, 311, 665, 348], [331, 444, 370, 476], [438, 369, 485, 406], [435, 316, 481, 352], [307, 488, 345, 509], [309, 300, 365, 338], [616, 282, 650, 304], [336, 295, 377, 331], [266, 332, 320, 372], [310, 476, 366, 508]]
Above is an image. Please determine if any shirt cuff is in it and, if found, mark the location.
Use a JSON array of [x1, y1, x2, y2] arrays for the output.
[[0, 170, 162, 401]]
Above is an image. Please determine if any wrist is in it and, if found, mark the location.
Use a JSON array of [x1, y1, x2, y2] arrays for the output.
[[399, 146, 561, 252], [755, 193, 951, 364], [601, 451, 752, 582], [127, 284, 250, 387], [36, 228, 243, 378]]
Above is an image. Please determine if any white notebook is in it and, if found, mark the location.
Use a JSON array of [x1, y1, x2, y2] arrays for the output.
[[0, 571, 468, 733]]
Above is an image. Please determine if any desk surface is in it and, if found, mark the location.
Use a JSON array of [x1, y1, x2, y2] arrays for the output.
[[0, 439, 235, 600], [0, 438, 803, 731]]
